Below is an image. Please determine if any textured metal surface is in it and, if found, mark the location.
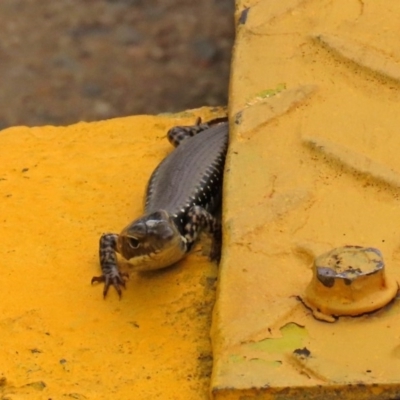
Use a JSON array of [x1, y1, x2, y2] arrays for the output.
[[212, 0, 400, 399]]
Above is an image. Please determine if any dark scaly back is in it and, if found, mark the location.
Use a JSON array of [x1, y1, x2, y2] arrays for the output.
[[145, 122, 228, 231]]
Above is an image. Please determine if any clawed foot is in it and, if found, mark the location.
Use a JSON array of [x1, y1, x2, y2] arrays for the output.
[[91, 271, 129, 299]]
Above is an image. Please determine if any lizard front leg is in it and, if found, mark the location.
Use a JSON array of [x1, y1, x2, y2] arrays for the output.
[[91, 233, 128, 298], [183, 205, 222, 262]]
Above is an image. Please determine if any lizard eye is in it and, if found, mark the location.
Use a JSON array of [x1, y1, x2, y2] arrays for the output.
[[127, 237, 140, 249]]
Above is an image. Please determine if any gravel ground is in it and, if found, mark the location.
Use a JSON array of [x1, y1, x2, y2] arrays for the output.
[[0, 0, 234, 129]]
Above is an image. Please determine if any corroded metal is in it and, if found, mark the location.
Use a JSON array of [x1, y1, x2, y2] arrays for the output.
[[303, 246, 398, 322]]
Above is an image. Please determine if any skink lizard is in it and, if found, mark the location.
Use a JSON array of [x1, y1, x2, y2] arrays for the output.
[[92, 117, 229, 297]]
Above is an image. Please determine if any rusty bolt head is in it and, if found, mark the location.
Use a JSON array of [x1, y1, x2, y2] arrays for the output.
[[303, 246, 398, 322]]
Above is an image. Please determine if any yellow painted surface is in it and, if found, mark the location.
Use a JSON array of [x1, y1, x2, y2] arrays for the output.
[[213, 0, 400, 399], [0, 107, 226, 400]]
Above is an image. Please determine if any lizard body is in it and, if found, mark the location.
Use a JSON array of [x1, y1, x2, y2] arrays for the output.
[[92, 117, 229, 297]]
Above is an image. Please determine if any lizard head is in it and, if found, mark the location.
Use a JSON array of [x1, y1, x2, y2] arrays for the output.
[[117, 210, 186, 270]]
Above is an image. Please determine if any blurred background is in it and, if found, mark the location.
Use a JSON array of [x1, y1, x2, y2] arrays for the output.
[[0, 0, 235, 129]]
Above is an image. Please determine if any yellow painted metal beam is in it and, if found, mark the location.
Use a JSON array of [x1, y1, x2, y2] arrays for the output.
[[0, 107, 225, 399], [212, 0, 400, 398]]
